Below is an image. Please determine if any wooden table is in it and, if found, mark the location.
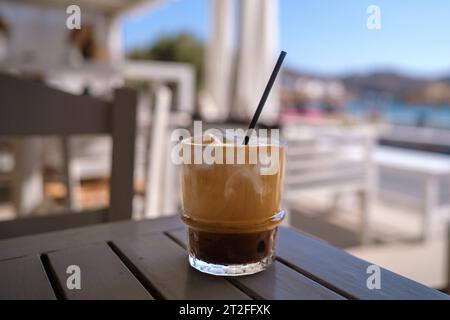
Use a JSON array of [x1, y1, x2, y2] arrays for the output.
[[0, 216, 448, 300]]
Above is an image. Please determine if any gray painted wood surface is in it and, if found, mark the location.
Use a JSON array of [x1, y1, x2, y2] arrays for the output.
[[0, 255, 56, 300], [46, 242, 152, 300], [0, 216, 447, 300], [167, 228, 346, 300]]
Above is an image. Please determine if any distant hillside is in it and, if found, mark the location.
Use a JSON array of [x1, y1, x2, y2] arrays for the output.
[[440, 76, 450, 85], [342, 72, 427, 98], [343, 72, 450, 105], [282, 69, 450, 106]]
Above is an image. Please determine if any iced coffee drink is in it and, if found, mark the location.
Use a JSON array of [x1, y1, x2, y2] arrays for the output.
[[179, 133, 285, 276]]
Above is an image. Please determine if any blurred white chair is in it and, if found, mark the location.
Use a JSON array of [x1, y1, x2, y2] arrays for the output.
[[282, 124, 378, 244], [1, 61, 194, 218], [0, 73, 137, 238]]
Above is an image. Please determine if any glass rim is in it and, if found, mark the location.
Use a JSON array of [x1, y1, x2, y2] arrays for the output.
[[179, 136, 287, 148]]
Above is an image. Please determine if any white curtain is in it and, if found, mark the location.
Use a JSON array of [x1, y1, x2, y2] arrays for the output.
[[201, 0, 235, 122], [232, 0, 279, 125]]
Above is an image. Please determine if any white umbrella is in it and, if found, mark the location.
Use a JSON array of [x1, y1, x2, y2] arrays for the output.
[[201, 0, 235, 122], [233, 0, 279, 125]]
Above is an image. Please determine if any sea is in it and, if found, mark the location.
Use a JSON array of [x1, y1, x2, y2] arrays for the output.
[[345, 100, 450, 129]]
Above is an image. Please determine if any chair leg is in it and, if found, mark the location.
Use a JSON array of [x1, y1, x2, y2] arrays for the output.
[[62, 136, 79, 211], [422, 176, 438, 241], [11, 138, 44, 217], [283, 203, 292, 227], [327, 192, 341, 216], [446, 224, 450, 294], [144, 86, 172, 218], [358, 189, 371, 245], [162, 136, 178, 215]]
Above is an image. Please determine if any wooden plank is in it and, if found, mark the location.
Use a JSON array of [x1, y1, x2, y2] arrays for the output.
[[0, 73, 111, 136], [111, 233, 250, 300], [168, 228, 345, 300], [0, 255, 55, 300], [276, 227, 450, 300], [109, 88, 137, 221], [0, 216, 182, 260], [235, 262, 346, 300], [46, 243, 152, 300], [0, 208, 108, 240]]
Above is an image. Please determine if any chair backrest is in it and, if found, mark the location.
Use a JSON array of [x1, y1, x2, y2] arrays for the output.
[[0, 73, 137, 238], [282, 124, 376, 193]]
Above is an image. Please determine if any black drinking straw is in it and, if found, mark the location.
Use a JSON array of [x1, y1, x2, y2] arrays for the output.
[[243, 50, 287, 145]]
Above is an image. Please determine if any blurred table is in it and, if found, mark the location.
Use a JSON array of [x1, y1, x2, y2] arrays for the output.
[[0, 216, 448, 300]]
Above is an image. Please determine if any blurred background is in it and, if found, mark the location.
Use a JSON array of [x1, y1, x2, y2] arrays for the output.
[[0, 0, 449, 292]]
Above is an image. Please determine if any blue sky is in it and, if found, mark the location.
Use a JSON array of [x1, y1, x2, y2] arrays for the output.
[[122, 0, 450, 77]]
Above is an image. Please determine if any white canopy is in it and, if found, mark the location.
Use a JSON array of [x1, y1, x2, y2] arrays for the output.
[[0, 0, 162, 66], [233, 0, 280, 125], [3, 0, 161, 15], [201, 0, 235, 122], [202, 0, 280, 124]]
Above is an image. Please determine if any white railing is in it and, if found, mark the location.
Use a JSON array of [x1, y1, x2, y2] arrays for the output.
[[381, 125, 450, 148]]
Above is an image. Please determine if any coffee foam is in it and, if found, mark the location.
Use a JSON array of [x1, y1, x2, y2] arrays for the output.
[[182, 131, 283, 147]]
